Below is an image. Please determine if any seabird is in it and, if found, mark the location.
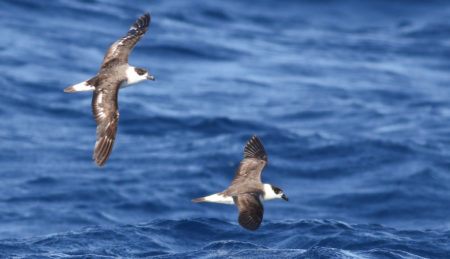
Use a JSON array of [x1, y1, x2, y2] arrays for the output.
[[64, 13, 154, 167], [192, 135, 288, 231]]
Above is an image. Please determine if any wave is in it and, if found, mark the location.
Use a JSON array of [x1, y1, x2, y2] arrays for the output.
[[1, 218, 447, 258]]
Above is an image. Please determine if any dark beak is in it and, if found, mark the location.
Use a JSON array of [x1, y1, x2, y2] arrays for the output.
[[281, 194, 289, 201], [147, 75, 155, 81]]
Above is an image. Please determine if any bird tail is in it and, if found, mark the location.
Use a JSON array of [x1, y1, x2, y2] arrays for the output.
[[64, 80, 95, 93], [192, 197, 207, 203], [192, 193, 234, 204]]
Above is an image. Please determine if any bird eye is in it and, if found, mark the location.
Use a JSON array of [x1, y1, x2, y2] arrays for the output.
[[272, 186, 282, 194]]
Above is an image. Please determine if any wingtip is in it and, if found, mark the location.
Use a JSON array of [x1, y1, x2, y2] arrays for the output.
[[92, 137, 115, 168], [137, 12, 151, 27], [249, 135, 260, 143], [94, 158, 106, 167], [141, 12, 150, 24], [93, 152, 107, 167], [238, 214, 262, 231], [127, 12, 151, 36], [240, 224, 260, 231], [244, 135, 267, 161], [192, 197, 206, 203]]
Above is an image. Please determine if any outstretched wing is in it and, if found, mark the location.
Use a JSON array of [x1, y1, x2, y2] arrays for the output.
[[231, 135, 268, 186], [91, 80, 121, 167], [101, 13, 150, 67], [234, 193, 264, 231]]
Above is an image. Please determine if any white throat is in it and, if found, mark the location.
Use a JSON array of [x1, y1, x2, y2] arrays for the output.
[[121, 66, 147, 88], [262, 184, 279, 201]]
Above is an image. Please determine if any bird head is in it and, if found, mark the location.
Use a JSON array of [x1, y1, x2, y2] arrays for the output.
[[263, 184, 289, 201], [134, 67, 155, 81]]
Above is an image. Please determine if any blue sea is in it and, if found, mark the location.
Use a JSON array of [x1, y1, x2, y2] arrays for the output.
[[0, 0, 449, 258]]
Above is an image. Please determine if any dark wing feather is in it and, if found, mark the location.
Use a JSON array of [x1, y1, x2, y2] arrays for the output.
[[101, 13, 150, 67], [234, 193, 264, 231], [91, 80, 121, 167], [231, 136, 267, 185], [244, 135, 267, 161]]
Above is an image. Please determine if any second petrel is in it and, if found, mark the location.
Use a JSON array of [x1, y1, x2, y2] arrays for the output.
[[192, 135, 288, 231], [64, 13, 155, 167]]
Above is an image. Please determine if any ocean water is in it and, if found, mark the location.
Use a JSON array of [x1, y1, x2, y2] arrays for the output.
[[0, 0, 449, 258]]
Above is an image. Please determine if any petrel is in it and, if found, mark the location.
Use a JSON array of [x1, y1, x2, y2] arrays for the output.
[[64, 13, 154, 167], [192, 135, 288, 231]]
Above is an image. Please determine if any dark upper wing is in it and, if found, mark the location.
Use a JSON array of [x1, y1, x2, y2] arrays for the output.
[[231, 135, 267, 186], [234, 193, 264, 231], [101, 13, 150, 68], [91, 80, 121, 167], [244, 135, 267, 161]]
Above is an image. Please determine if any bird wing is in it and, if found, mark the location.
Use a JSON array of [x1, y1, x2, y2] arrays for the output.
[[91, 79, 121, 167], [230, 135, 267, 186], [101, 13, 150, 68], [234, 193, 264, 231]]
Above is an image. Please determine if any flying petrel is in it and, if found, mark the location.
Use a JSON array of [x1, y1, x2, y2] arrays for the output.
[[192, 135, 288, 231], [64, 13, 154, 167]]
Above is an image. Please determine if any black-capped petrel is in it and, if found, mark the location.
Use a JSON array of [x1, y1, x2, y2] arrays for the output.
[[64, 13, 154, 167], [192, 135, 288, 231]]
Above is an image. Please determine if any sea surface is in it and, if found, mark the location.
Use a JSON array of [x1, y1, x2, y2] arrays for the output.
[[0, 0, 449, 258]]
